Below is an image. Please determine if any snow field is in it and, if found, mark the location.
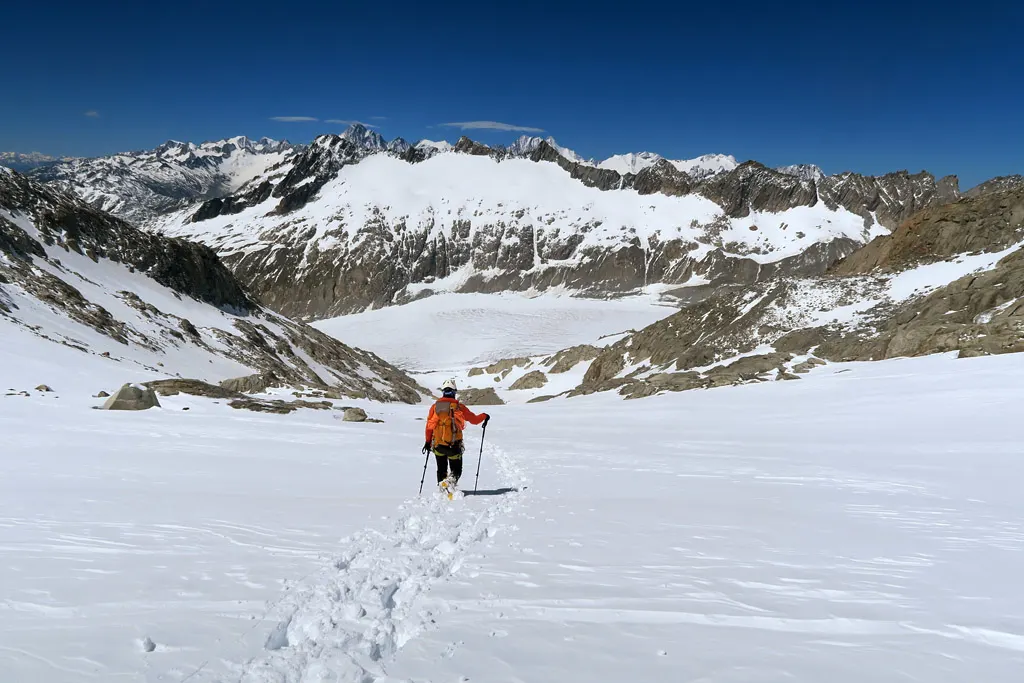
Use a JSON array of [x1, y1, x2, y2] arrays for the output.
[[382, 353, 1024, 683], [0, 387, 520, 682], [3, 352, 1024, 682], [313, 292, 675, 374]]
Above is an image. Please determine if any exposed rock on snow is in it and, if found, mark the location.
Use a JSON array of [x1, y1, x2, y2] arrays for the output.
[[342, 407, 368, 422], [34, 384, 53, 392], [457, 387, 505, 405], [542, 344, 600, 373], [227, 397, 333, 414], [792, 357, 827, 373], [469, 357, 533, 378], [144, 378, 244, 399], [219, 372, 281, 394], [102, 383, 161, 410], [509, 370, 548, 390]]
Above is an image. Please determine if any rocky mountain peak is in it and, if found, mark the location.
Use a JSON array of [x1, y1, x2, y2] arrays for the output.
[[454, 136, 494, 156], [340, 124, 387, 151], [387, 137, 412, 154], [776, 163, 825, 182], [507, 135, 589, 165]]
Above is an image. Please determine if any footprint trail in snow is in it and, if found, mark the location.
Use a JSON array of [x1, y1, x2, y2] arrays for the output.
[[236, 444, 527, 683]]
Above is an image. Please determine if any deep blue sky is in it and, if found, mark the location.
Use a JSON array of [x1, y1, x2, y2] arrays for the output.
[[3, 0, 1020, 187]]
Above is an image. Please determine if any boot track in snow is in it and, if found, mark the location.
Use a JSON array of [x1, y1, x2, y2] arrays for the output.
[[236, 444, 527, 683]]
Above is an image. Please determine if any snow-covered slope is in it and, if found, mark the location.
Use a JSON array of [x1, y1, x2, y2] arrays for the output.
[[30, 136, 297, 225], [4, 342, 1023, 682], [0, 168, 423, 402]]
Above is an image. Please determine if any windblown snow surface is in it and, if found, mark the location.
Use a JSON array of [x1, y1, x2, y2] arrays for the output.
[[3, 317, 1024, 683]]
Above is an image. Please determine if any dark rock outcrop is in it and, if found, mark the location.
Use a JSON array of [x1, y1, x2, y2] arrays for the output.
[[542, 345, 601, 374], [457, 387, 505, 405], [102, 383, 161, 410], [509, 370, 548, 390]]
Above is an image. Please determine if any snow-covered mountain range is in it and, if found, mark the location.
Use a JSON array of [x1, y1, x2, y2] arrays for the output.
[[13, 123, 1010, 321], [135, 125, 964, 319], [28, 136, 297, 226]]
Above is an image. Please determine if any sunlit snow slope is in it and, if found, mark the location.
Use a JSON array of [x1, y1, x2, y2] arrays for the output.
[[2, 348, 1023, 682]]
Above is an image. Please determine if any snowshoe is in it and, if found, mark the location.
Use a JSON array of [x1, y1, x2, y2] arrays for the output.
[[439, 476, 460, 500]]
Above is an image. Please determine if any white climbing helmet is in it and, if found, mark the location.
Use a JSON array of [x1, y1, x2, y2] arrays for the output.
[[441, 378, 458, 392]]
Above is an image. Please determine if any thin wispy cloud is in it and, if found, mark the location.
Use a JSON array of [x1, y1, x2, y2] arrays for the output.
[[269, 116, 319, 122], [84, 110, 100, 118], [439, 120, 545, 133], [325, 119, 377, 127], [370, 116, 389, 121]]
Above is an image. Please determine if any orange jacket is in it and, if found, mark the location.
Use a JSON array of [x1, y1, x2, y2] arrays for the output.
[[425, 397, 487, 443]]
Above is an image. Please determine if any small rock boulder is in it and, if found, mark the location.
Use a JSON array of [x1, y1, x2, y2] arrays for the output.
[[102, 383, 161, 411], [510, 370, 549, 391], [35, 384, 53, 392], [95, 391, 110, 398], [343, 407, 368, 422], [457, 387, 506, 405], [219, 372, 280, 395]]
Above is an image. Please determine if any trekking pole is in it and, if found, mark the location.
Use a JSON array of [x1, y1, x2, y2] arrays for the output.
[[474, 423, 487, 493], [418, 448, 431, 495]]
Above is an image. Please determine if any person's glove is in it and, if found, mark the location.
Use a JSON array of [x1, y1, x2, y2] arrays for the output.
[[482, 413, 490, 427], [422, 440, 431, 454]]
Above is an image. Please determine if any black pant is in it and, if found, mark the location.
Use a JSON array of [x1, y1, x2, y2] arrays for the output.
[[434, 441, 464, 483]]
